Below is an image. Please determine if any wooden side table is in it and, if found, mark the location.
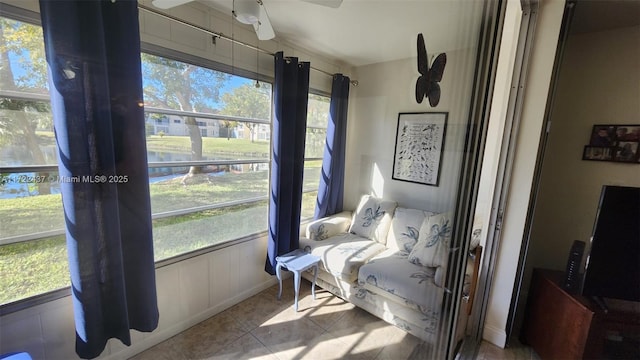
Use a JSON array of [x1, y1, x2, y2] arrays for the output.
[[521, 269, 595, 359], [275, 249, 321, 311], [521, 268, 640, 359]]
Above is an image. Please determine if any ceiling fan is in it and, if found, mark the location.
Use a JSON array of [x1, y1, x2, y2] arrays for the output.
[[150, 0, 343, 41]]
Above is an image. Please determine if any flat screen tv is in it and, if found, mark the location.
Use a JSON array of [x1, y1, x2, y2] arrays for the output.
[[581, 185, 640, 303]]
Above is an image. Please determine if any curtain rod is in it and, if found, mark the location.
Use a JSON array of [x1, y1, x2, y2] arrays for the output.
[[137, 4, 358, 86]]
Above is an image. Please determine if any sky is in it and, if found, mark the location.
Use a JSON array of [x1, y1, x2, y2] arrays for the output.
[[6, 45, 260, 111]]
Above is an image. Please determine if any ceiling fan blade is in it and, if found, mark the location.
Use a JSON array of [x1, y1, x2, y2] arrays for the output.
[[151, 0, 193, 9], [254, 3, 275, 40], [301, 0, 343, 8]]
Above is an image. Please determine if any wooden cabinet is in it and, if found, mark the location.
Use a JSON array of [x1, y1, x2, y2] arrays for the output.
[[521, 269, 640, 360]]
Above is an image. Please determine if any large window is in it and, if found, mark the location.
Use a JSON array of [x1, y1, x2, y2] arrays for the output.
[[0, 12, 333, 309], [0, 16, 274, 307], [140, 52, 272, 261], [301, 94, 331, 219], [0, 16, 66, 307]]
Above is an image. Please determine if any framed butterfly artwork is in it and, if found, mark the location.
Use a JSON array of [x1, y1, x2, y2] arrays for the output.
[[392, 112, 448, 186]]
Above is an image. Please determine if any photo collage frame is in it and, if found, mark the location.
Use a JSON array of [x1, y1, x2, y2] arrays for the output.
[[583, 124, 640, 163]]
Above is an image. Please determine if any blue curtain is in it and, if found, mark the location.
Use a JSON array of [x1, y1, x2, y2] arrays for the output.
[[265, 52, 310, 274], [39, 1, 158, 358], [314, 74, 350, 219]]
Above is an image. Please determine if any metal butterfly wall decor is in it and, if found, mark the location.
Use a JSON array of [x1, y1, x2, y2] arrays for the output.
[[415, 33, 446, 107]]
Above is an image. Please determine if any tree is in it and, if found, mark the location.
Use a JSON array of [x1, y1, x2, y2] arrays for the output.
[[219, 83, 271, 142], [304, 94, 330, 157], [0, 18, 52, 195], [221, 119, 237, 140], [306, 93, 330, 128], [140, 53, 229, 178]]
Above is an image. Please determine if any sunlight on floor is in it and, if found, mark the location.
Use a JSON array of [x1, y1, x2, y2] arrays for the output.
[[131, 279, 532, 359]]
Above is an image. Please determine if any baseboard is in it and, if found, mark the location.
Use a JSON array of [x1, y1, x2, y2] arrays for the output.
[[482, 324, 507, 348], [104, 277, 278, 360]]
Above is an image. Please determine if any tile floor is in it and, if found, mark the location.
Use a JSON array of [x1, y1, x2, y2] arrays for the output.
[[131, 279, 535, 360], [476, 338, 540, 360]]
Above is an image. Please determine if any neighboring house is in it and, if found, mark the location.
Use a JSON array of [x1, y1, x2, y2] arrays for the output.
[[235, 122, 270, 142], [146, 114, 221, 138]]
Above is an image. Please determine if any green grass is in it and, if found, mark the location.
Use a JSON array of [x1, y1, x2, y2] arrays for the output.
[[0, 236, 69, 304], [1, 130, 322, 305], [0, 167, 320, 237], [27, 132, 270, 162], [151, 203, 269, 260], [33, 132, 269, 157], [0, 193, 65, 238], [0, 167, 321, 306], [148, 171, 270, 213], [0, 202, 270, 305], [146, 135, 270, 158]]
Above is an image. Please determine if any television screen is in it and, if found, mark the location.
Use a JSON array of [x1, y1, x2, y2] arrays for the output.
[[581, 185, 640, 302]]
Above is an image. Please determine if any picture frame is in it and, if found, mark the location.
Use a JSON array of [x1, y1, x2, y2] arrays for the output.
[[613, 141, 639, 163], [392, 112, 447, 186], [589, 125, 615, 146], [585, 124, 640, 163], [582, 146, 613, 161]]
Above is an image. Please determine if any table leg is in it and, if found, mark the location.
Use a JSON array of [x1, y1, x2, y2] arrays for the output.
[[312, 264, 318, 300], [276, 262, 283, 300], [293, 270, 301, 312]]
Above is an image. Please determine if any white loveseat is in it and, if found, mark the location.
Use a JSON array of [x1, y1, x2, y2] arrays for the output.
[[300, 195, 456, 342]]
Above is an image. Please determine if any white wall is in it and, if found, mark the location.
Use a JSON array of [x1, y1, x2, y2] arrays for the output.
[[344, 34, 482, 213], [517, 24, 640, 324], [527, 24, 640, 271], [481, 0, 565, 347]]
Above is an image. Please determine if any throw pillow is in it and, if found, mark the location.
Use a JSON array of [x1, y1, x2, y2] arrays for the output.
[[348, 195, 397, 244], [386, 207, 437, 254], [305, 212, 352, 241], [408, 212, 452, 268], [470, 228, 482, 250], [470, 214, 483, 250]]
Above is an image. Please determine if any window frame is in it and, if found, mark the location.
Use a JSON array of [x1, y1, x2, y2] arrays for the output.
[[0, 6, 65, 315], [300, 90, 331, 220], [0, 5, 334, 314], [0, 8, 279, 313]]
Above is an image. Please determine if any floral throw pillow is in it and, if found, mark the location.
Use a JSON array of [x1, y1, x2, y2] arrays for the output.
[[408, 212, 452, 268], [305, 212, 352, 241], [470, 214, 483, 250], [348, 195, 397, 244], [386, 208, 437, 254]]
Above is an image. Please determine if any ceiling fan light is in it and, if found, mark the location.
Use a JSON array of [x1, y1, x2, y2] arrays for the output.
[[235, 0, 260, 25]]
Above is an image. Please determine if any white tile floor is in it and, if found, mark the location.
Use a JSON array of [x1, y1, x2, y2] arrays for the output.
[[131, 279, 535, 359]]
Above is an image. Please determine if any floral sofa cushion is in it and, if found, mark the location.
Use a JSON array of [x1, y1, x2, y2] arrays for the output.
[[470, 214, 483, 250], [352, 285, 442, 337], [358, 250, 444, 309], [385, 207, 437, 254], [408, 212, 452, 269], [305, 211, 352, 241], [348, 195, 397, 245], [300, 233, 387, 282]]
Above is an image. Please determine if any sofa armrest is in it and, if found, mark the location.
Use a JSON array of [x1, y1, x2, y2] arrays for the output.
[[304, 211, 353, 241]]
